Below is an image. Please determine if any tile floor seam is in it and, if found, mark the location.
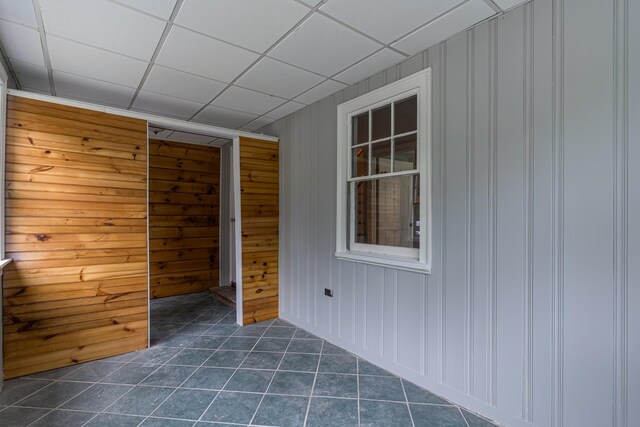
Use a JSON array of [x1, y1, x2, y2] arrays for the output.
[[302, 339, 324, 427], [400, 376, 417, 427], [356, 357, 361, 426]]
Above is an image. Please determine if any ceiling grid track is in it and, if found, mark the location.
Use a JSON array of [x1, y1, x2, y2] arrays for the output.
[[31, 0, 56, 96]]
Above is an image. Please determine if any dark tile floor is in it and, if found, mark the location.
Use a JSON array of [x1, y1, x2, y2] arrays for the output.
[[0, 292, 500, 427]]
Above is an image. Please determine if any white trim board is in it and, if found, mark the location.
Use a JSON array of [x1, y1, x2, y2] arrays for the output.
[[7, 89, 279, 142]]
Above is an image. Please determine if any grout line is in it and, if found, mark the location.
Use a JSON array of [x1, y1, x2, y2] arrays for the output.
[[302, 339, 324, 426], [356, 357, 361, 426], [400, 378, 416, 427]]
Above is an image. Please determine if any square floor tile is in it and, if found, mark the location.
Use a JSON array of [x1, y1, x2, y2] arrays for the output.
[[359, 359, 393, 376], [232, 326, 268, 337], [410, 404, 469, 427], [293, 329, 319, 339], [107, 386, 175, 416], [16, 381, 91, 408], [287, 339, 323, 353], [254, 337, 291, 352], [313, 373, 357, 398], [83, 413, 146, 427], [402, 380, 450, 405], [306, 397, 358, 427], [263, 327, 296, 338], [224, 369, 274, 393], [179, 324, 212, 335], [132, 347, 181, 364], [359, 376, 406, 402], [157, 334, 198, 348], [100, 363, 160, 385], [0, 379, 52, 405], [318, 355, 357, 374], [0, 406, 50, 427], [267, 371, 315, 396], [62, 383, 132, 411], [189, 336, 227, 350], [279, 353, 319, 372], [216, 315, 238, 325], [30, 409, 97, 427], [219, 337, 258, 351], [252, 394, 308, 427], [63, 361, 124, 382], [200, 391, 262, 424], [240, 351, 283, 369], [322, 342, 352, 356], [24, 364, 81, 380], [182, 367, 234, 390], [271, 318, 294, 327], [152, 388, 217, 420], [360, 399, 413, 427], [141, 366, 195, 387], [203, 351, 249, 368], [141, 418, 195, 427], [167, 349, 215, 366], [206, 324, 240, 336]]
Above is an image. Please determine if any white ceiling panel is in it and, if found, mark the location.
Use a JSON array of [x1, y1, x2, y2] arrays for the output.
[[149, 128, 174, 139], [47, 36, 147, 87], [156, 26, 259, 83], [269, 13, 381, 76], [0, 21, 44, 66], [176, 0, 309, 53], [54, 71, 136, 108], [236, 57, 324, 99], [192, 105, 257, 129], [241, 116, 274, 132], [0, 0, 37, 27], [12, 59, 50, 93], [167, 131, 216, 144], [212, 86, 286, 116], [265, 100, 306, 121], [143, 65, 227, 104], [393, 0, 495, 55], [39, 0, 165, 61], [295, 79, 347, 105], [334, 48, 405, 84], [493, 0, 528, 11], [111, 0, 177, 20], [321, 0, 464, 44], [298, 0, 319, 6], [132, 90, 204, 119]]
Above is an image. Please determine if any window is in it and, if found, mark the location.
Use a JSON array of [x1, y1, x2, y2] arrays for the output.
[[336, 69, 431, 273]]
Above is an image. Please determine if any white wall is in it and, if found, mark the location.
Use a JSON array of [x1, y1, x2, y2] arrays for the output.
[[260, 1, 639, 426]]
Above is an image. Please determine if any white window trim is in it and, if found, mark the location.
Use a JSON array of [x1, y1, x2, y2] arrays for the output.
[[335, 68, 432, 274]]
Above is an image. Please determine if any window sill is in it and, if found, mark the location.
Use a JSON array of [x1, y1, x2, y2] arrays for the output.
[[335, 251, 431, 274]]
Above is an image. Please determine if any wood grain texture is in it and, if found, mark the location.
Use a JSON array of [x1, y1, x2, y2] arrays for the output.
[[3, 96, 148, 379], [148, 139, 220, 299], [239, 137, 279, 325]]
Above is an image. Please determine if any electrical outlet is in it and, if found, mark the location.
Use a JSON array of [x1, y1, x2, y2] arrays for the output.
[[324, 288, 333, 297]]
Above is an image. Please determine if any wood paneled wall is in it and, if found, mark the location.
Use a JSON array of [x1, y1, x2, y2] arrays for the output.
[[3, 96, 148, 379], [239, 137, 279, 324], [149, 139, 219, 299]]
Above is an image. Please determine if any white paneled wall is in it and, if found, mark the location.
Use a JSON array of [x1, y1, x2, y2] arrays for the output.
[[260, 1, 639, 426]]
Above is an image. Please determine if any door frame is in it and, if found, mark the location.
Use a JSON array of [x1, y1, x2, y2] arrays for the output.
[[232, 137, 244, 325]]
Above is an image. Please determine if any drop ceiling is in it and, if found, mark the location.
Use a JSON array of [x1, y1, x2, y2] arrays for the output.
[[0, 0, 525, 132]]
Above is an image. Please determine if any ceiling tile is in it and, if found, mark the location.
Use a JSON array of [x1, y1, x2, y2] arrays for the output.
[[0, 0, 37, 26], [143, 65, 227, 104], [392, 0, 495, 55], [265, 100, 305, 121], [241, 116, 274, 132], [155, 26, 259, 83], [334, 48, 405, 84], [176, 0, 309, 53], [47, 35, 147, 87], [132, 90, 204, 119], [294, 79, 347, 105], [111, 0, 177, 20], [0, 21, 44, 66], [269, 13, 381, 76], [192, 105, 257, 129], [53, 71, 136, 108], [12, 59, 50, 92], [297, 0, 319, 6], [212, 86, 286, 116], [321, 0, 464, 44], [167, 131, 216, 144], [492, 0, 526, 11], [236, 57, 323, 99], [149, 128, 174, 139], [39, 0, 165, 61]]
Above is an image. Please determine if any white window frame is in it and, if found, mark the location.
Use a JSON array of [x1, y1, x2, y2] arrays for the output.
[[335, 68, 432, 274]]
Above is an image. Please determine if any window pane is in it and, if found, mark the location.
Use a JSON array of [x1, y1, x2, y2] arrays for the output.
[[371, 104, 391, 140], [394, 135, 417, 172], [354, 175, 420, 248], [352, 145, 369, 177], [352, 112, 368, 145], [394, 95, 417, 135], [371, 140, 391, 174]]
